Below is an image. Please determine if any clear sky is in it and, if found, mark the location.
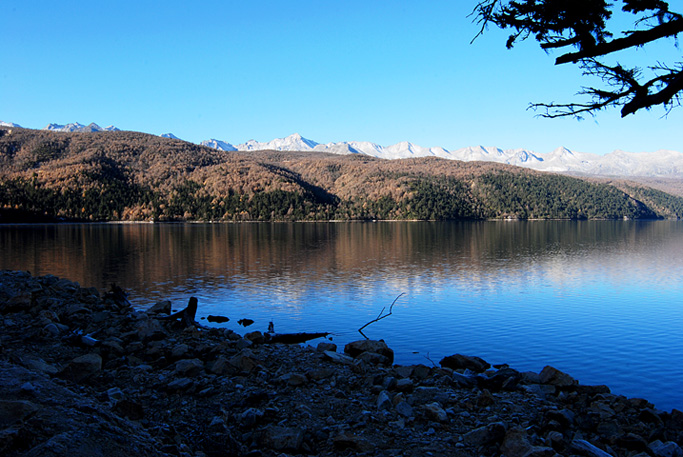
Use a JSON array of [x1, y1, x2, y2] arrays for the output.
[[2, 1, 681, 155]]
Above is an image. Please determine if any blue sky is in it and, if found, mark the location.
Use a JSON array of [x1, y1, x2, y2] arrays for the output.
[[2, 1, 681, 155]]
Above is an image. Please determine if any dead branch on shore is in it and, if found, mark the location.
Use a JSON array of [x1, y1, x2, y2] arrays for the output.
[[161, 297, 198, 328], [358, 293, 405, 339]]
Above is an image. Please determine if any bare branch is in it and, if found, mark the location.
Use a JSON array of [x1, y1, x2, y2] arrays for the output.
[[555, 17, 683, 64], [358, 293, 405, 339]]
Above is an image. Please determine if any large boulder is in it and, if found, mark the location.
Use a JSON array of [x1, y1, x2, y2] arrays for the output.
[[440, 353, 490, 373], [344, 340, 394, 365]]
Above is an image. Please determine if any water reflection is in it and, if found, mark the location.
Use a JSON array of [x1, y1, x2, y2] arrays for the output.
[[1, 221, 683, 409]]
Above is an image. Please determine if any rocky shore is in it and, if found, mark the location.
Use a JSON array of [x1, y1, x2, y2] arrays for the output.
[[1, 270, 682, 457]]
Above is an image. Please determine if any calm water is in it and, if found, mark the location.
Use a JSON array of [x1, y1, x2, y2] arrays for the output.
[[1, 221, 682, 410]]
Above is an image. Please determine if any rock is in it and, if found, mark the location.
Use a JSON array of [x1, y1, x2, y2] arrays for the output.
[[395, 401, 414, 418], [500, 426, 533, 457], [395, 378, 414, 392], [344, 340, 394, 365], [106, 387, 125, 402], [60, 353, 102, 383], [412, 364, 431, 379], [210, 355, 232, 375], [322, 350, 354, 365], [571, 439, 615, 457], [174, 358, 204, 377], [0, 400, 40, 427], [167, 377, 194, 391], [524, 446, 558, 457], [440, 354, 490, 373], [424, 402, 448, 422], [452, 371, 477, 388], [244, 331, 265, 344], [306, 367, 334, 381], [649, 440, 683, 457], [147, 300, 172, 315], [235, 338, 253, 350], [22, 357, 59, 375], [356, 351, 391, 365], [237, 408, 264, 427], [316, 342, 337, 352], [539, 366, 577, 387], [333, 434, 374, 452], [171, 343, 190, 359], [463, 422, 506, 448], [261, 426, 304, 452], [281, 373, 307, 386], [394, 365, 414, 378], [377, 390, 392, 410], [229, 350, 257, 373]]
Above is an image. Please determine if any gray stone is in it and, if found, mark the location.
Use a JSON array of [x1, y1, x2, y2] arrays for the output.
[[235, 338, 253, 350], [261, 425, 304, 451], [395, 401, 414, 418], [377, 390, 392, 410], [394, 365, 414, 378], [424, 402, 448, 422], [229, 350, 257, 373], [440, 354, 490, 373], [61, 353, 102, 383], [344, 340, 394, 365], [500, 426, 533, 457], [463, 422, 506, 447], [244, 331, 265, 344], [210, 355, 231, 375], [395, 378, 414, 392], [22, 357, 59, 375], [571, 439, 615, 457], [539, 365, 576, 387], [323, 350, 354, 365], [147, 300, 172, 315], [237, 408, 264, 427], [171, 343, 190, 359], [316, 342, 337, 352], [282, 373, 307, 386], [0, 400, 40, 427], [174, 358, 204, 377], [167, 377, 193, 391], [524, 446, 558, 457], [106, 387, 125, 402], [649, 440, 683, 457]]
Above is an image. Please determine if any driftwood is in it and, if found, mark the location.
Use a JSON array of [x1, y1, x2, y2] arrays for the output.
[[358, 293, 405, 339], [265, 332, 330, 344], [107, 283, 132, 308], [162, 297, 198, 327]]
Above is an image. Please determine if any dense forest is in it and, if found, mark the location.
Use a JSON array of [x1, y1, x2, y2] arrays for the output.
[[1, 127, 681, 222]]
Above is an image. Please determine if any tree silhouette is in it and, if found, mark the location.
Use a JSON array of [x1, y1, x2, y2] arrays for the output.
[[473, 0, 683, 118]]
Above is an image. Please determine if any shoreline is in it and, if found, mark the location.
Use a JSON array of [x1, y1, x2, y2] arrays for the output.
[[1, 269, 682, 457]]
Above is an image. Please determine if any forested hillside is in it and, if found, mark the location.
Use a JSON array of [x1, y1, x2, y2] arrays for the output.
[[1, 127, 682, 222]]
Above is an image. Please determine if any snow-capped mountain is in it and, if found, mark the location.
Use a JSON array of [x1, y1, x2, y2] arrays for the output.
[[43, 122, 120, 132], [161, 133, 182, 140], [197, 133, 683, 178], [0, 121, 23, 128], [4, 120, 681, 178], [200, 139, 237, 151]]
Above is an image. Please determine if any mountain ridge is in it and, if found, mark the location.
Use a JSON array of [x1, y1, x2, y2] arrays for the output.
[[1, 120, 681, 178], [2, 127, 682, 222]]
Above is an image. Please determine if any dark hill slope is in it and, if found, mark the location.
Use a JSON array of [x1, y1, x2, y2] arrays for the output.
[[1, 127, 681, 222]]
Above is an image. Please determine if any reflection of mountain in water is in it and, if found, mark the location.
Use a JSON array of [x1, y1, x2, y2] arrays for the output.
[[1, 221, 682, 304]]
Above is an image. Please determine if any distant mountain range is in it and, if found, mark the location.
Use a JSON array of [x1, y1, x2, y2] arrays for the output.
[[1, 120, 681, 178], [199, 133, 683, 178]]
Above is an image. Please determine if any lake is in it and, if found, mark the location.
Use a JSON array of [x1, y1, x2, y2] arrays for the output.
[[1, 221, 682, 411]]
